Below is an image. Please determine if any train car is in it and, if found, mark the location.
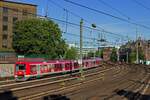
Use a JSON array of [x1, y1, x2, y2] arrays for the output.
[[14, 61, 43, 81], [14, 58, 102, 81]]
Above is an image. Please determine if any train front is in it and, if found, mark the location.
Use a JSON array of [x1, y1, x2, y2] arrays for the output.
[[14, 62, 28, 81]]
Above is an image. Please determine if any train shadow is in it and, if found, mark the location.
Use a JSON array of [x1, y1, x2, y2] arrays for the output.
[[43, 94, 70, 100], [115, 89, 150, 100], [0, 90, 18, 100]]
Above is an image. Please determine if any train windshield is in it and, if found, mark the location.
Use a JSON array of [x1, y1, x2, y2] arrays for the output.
[[16, 64, 26, 70]]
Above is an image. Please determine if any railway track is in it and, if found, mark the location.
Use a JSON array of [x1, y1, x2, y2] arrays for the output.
[[0, 63, 124, 100], [0, 79, 15, 85], [0, 64, 108, 91], [17, 64, 127, 100], [38, 64, 145, 100], [0, 62, 115, 88], [0, 63, 139, 100], [84, 64, 149, 100], [101, 66, 147, 99], [66, 64, 133, 100]]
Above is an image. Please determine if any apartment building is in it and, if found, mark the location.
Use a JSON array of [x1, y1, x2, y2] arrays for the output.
[[0, 0, 36, 50]]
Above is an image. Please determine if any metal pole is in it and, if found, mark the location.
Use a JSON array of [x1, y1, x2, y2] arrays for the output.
[[136, 28, 139, 64], [117, 48, 119, 62], [45, 0, 49, 17], [127, 52, 128, 63], [79, 19, 83, 80]]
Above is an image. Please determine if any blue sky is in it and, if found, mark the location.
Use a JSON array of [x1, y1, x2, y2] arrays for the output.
[[7, 0, 150, 47]]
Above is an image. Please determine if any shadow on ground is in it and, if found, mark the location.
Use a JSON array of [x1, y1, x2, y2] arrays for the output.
[[115, 89, 150, 100], [43, 94, 70, 100], [0, 90, 17, 100]]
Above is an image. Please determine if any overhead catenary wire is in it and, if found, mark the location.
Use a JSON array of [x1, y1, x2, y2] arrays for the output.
[[0, 6, 126, 39], [97, 0, 131, 20], [0, 14, 119, 45], [0, 5, 127, 47], [131, 0, 150, 12], [63, 0, 150, 30], [48, 0, 127, 39]]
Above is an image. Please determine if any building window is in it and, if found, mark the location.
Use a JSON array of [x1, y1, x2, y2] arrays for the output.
[[148, 43, 150, 48], [13, 17, 18, 23], [3, 31, 8, 35], [3, 7, 8, 14], [13, 8, 18, 12], [2, 35, 7, 40], [2, 39, 7, 48], [23, 9, 28, 16], [3, 16, 8, 22], [3, 25, 8, 31]]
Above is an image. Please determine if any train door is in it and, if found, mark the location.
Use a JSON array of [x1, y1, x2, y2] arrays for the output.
[[47, 64, 52, 72], [15, 64, 26, 80], [71, 61, 74, 70], [55, 64, 63, 72], [74, 62, 79, 69], [51, 64, 54, 72], [16, 64, 26, 72], [62, 63, 65, 71], [36, 64, 41, 78]]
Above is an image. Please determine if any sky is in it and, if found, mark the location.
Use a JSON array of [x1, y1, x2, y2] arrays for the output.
[[7, 0, 150, 47]]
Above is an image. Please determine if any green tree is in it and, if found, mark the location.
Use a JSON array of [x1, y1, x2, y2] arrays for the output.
[[110, 48, 117, 62], [95, 49, 103, 58], [129, 50, 145, 63], [65, 47, 78, 60], [87, 51, 94, 58], [129, 51, 136, 63], [13, 18, 67, 59], [139, 50, 145, 60]]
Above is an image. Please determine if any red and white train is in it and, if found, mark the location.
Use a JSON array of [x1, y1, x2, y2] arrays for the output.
[[14, 58, 102, 81]]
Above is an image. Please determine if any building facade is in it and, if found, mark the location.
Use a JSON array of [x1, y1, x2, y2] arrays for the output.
[[103, 47, 113, 61], [0, 0, 36, 50], [120, 38, 150, 63]]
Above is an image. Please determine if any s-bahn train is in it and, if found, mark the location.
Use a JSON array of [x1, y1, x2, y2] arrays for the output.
[[14, 58, 102, 81]]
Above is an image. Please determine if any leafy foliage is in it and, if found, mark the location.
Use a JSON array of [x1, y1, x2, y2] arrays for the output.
[[87, 51, 94, 58], [129, 51, 136, 63], [65, 47, 78, 60], [110, 48, 117, 62], [13, 18, 67, 59], [129, 50, 145, 63], [95, 49, 103, 58]]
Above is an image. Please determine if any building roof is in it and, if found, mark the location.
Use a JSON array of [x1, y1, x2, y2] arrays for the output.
[[2, 0, 37, 7]]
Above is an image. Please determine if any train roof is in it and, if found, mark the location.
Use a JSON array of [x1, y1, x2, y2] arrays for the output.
[[15, 58, 101, 65]]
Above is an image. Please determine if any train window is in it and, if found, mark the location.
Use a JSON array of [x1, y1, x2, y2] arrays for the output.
[[44, 65, 47, 70], [16, 64, 26, 70], [93, 61, 96, 64], [74, 62, 78, 66], [62, 64, 65, 68], [51, 64, 54, 68], [65, 63, 68, 67], [55, 64, 62, 69], [30, 65, 37, 72], [47, 64, 50, 69]]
